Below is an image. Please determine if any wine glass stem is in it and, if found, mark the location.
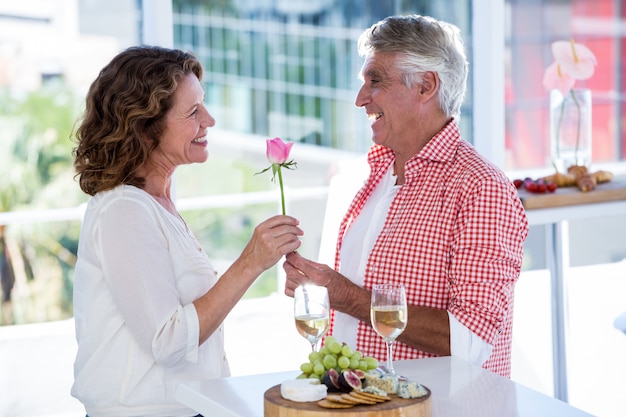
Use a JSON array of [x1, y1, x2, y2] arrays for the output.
[[386, 341, 396, 375]]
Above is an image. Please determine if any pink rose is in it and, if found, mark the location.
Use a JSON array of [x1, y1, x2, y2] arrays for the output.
[[256, 137, 297, 215], [266, 137, 294, 165]]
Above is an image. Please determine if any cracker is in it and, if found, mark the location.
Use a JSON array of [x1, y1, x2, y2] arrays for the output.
[[342, 393, 377, 405], [352, 391, 390, 402], [326, 394, 358, 404], [317, 399, 354, 409]]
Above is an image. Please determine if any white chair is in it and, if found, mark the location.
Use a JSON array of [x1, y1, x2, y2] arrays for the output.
[[317, 157, 368, 265]]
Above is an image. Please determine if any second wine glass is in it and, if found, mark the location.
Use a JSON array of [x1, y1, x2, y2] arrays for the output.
[[370, 283, 407, 376], [294, 285, 330, 352]]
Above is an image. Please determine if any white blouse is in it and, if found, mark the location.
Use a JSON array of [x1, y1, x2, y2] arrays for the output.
[[72, 185, 228, 417]]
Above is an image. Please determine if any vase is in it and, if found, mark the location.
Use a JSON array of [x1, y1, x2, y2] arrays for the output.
[[549, 88, 592, 172]]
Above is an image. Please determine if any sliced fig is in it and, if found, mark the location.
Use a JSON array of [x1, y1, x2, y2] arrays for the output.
[[352, 369, 366, 379], [338, 369, 362, 392], [321, 368, 341, 392]]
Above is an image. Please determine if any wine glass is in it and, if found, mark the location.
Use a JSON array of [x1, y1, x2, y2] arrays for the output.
[[294, 285, 330, 352], [370, 283, 407, 376]]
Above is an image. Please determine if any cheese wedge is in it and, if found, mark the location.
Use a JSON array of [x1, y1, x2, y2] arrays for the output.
[[280, 378, 328, 402]]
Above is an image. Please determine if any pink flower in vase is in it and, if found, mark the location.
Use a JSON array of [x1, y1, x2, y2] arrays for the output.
[[542, 61, 576, 96], [256, 137, 297, 215], [543, 40, 597, 170]]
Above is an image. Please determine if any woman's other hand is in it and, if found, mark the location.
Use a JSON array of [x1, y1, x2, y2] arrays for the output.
[[240, 215, 303, 274]]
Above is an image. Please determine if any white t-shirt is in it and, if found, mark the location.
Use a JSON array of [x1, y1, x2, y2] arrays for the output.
[[334, 165, 492, 366], [72, 185, 229, 417]]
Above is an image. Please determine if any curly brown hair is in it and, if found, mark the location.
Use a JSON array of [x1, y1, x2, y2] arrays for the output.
[[72, 46, 203, 196]]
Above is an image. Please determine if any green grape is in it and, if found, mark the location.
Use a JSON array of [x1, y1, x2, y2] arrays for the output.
[[364, 356, 379, 369], [301, 338, 375, 376], [327, 340, 342, 354], [300, 362, 314, 374], [323, 335, 337, 346], [337, 356, 351, 369], [349, 357, 360, 369], [323, 354, 337, 369], [341, 344, 354, 357], [296, 373, 309, 379], [313, 363, 325, 375], [308, 373, 322, 381], [308, 351, 322, 363]]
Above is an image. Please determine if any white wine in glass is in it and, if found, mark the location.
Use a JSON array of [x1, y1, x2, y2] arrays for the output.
[[371, 283, 407, 376], [294, 285, 330, 352]]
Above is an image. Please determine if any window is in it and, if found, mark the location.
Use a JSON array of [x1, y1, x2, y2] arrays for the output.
[[172, 0, 473, 152], [504, 0, 625, 170]]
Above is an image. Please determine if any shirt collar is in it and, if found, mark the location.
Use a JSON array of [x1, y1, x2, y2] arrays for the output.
[[367, 119, 461, 170]]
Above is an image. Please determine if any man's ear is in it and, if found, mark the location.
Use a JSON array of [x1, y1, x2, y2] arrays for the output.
[[418, 71, 439, 100]]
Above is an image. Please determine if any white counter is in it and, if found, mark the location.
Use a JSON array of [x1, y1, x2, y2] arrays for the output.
[[176, 356, 594, 417]]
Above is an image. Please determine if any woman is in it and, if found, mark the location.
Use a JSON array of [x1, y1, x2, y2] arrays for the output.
[[71, 46, 303, 417]]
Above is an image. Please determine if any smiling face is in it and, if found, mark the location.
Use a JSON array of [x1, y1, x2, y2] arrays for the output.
[[150, 73, 215, 170], [355, 52, 423, 154]]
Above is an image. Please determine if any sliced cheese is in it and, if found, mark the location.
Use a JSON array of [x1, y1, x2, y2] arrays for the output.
[[397, 380, 428, 399], [363, 371, 397, 394], [280, 378, 328, 402]]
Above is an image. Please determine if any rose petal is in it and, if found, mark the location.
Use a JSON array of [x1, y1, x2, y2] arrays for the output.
[[266, 137, 294, 165]]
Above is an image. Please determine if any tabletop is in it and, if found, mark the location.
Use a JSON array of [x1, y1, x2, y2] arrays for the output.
[[175, 356, 594, 417], [518, 174, 626, 225]]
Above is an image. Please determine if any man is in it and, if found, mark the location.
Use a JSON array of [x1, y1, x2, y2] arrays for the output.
[[283, 15, 528, 378]]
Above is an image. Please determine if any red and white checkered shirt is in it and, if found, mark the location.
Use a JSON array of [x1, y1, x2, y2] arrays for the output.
[[330, 121, 528, 378]]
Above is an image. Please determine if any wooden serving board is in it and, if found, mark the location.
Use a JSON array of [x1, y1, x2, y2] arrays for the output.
[[518, 175, 626, 210], [264, 385, 431, 417]]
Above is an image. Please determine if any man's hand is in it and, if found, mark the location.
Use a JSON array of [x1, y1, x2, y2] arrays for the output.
[[283, 252, 336, 297]]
